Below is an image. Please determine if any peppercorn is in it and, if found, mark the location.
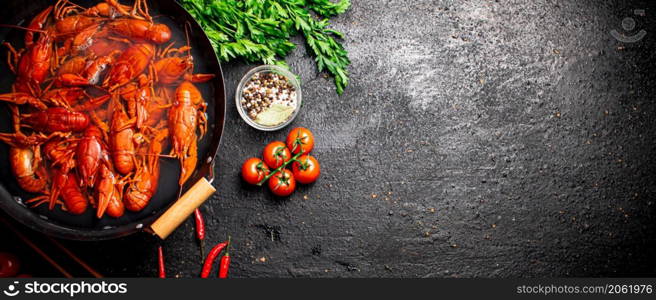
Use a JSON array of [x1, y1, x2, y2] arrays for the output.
[[241, 71, 297, 121]]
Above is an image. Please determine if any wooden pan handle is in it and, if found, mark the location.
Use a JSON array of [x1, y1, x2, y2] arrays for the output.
[[150, 178, 216, 240]]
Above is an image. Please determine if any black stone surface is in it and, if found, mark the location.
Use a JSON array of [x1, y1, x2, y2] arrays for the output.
[[5, 0, 656, 277]]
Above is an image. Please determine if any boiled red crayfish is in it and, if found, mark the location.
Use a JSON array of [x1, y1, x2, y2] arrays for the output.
[[104, 42, 155, 89], [108, 19, 171, 45], [168, 81, 207, 186], [109, 101, 138, 175], [124, 127, 167, 211], [154, 45, 214, 85], [22, 107, 90, 133]]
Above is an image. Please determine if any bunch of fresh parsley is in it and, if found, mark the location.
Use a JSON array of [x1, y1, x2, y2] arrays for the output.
[[180, 0, 351, 95]]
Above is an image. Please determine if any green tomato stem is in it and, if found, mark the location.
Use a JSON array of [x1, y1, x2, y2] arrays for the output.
[[257, 152, 303, 186]]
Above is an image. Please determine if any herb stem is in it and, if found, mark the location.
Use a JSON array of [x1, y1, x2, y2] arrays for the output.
[[256, 152, 303, 186]]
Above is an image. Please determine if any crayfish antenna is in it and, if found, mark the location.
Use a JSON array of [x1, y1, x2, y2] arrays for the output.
[[0, 24, 48, 33], [26, 195, 62, 209], [183, 22, 196, 77]]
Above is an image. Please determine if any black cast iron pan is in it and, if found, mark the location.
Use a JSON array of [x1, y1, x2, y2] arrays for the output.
[[0, 0, 226, 240]]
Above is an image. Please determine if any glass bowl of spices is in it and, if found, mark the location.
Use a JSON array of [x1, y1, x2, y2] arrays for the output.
[[235, 65, 302, 131]]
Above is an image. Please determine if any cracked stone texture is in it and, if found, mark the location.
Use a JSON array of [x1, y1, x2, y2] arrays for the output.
[[11, 0, 656, 277]]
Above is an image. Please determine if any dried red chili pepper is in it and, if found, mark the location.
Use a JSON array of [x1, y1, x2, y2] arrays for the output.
[[218, 238, 231, 279], [194, 208, 206, 258], [157, 246, 166, 278], [200, 241, 227, 278]]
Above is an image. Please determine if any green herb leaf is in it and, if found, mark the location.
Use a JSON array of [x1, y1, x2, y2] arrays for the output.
[[307, 0, 351, 17]]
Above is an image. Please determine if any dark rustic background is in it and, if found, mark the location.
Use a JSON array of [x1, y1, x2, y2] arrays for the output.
[[2, 0, 656, 277]]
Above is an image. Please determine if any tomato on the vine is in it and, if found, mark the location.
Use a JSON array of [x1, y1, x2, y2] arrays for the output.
[[263, 141, 291, 168], [268, 169, 296, 196], [241, 158, 270, 185], [292, 155, 321, 184], [286, 127, 314, 155], [0, 252, 20, 278]]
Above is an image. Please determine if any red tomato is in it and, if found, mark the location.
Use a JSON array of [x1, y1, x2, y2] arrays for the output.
[[286, 127, 314, 155], [241, 158, 270, 185], [268, 169, 296, 197], [262, 141, 291, 169], [292, 155, 321, 184], [0, 252, 20, 278]]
